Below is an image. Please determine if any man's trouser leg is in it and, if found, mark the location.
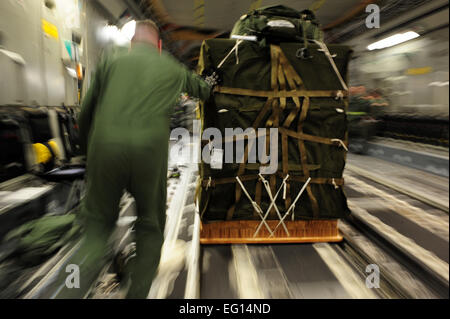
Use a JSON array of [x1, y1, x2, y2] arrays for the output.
[[54, 141, 128, 298], [125, 142, 167, 299]]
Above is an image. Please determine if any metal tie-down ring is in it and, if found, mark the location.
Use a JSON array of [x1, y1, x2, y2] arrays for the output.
[[296, 47, 313, 59]]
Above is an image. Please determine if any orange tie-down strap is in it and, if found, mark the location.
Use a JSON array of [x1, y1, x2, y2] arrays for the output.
[[213, 86, 348, 99], [201, 127, 346, 146]]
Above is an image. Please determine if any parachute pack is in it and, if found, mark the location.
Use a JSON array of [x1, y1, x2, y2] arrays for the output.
[[231, 5, 323, 45]]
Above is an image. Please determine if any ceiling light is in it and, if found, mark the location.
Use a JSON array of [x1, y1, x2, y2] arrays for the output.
[[121, 20, 136, 41], [367, 31, 420, 51]]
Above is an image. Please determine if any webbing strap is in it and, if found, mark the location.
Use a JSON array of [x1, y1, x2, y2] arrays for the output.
[[217, 126, 345, 146], [278, 127, 340, 145], [281, 131, 290, 210], [268, 45, 281, 218], [276, 172, 344, 185], [296, 96, 320, 218], [201, 174, 344, 188], [213, 86, 347, 98], [255, 179, 262, 219], [277, 61, 287, 110], [278, 47, 303, 211], [225, 99, 273, 220]]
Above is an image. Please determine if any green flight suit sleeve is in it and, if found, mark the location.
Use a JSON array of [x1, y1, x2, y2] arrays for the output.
[[180, 67, 212, 101], [78, 60, 104, 155]]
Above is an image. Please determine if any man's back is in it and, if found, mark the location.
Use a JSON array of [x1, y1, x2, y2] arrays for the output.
[[79, 42, 210, 150]]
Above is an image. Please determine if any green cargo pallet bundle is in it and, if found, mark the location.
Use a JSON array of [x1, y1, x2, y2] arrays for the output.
[[197, 7, 352, 223]]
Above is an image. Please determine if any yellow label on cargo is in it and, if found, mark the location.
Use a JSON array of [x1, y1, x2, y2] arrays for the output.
[[406, 66, 432, 75], [42, 19, 59, 39]]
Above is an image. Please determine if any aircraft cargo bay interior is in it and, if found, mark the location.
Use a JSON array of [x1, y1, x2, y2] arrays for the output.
[[0, 0, 448, 305]]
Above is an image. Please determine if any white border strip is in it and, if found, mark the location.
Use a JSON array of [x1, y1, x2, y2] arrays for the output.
[[184, 197, 201, 299]]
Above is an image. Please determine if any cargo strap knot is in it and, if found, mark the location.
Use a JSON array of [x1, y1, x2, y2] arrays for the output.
[[217, 39, 243, 69], [205, 177, 212, 191], [332, 178, 339, 189], [335, 90, 344, 100]]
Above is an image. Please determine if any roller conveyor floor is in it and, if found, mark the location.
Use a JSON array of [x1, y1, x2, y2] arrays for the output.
[[200, 243, 378, 299]]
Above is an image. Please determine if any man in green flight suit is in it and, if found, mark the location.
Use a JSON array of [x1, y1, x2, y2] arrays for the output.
[[56, 20, 213, 299]]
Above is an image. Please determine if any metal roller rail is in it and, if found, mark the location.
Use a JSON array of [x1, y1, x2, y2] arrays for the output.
[[346, 164, 449, 213], [345, 150, 449, 213], [338, 220, 442, 299], [200, 241, 380, 299], [342, 166, 449, 298], [343, 211, 449, 298]]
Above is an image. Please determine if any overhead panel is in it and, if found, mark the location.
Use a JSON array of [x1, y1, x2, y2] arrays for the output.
[[96, 0, 128, 21], [249, 0, 263, 11], [159, 0, 363, 31]]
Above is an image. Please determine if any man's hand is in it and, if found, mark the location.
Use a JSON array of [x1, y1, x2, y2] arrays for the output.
[[203, 70, 221, 88]]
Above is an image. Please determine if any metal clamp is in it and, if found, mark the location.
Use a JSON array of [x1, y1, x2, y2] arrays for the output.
[[296, 47, 313, 59]]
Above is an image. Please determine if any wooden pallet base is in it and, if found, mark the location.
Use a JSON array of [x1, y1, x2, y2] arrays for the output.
[[200, 220, 342, 244]]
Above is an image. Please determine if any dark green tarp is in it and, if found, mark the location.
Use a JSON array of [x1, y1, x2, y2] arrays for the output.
[[198, 38, 352, 221]]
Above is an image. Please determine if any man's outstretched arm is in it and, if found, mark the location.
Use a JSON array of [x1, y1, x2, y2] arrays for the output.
[[181, 67, 215, 101]]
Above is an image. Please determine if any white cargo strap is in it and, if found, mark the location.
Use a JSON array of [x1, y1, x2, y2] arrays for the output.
[[235, 176, 274, 236], [313, 40, 348, 91], [271, 177, 311, 235], [254, 174, 290, 237], [331, 138, 349, 152], [218, 39, 244, 69]]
